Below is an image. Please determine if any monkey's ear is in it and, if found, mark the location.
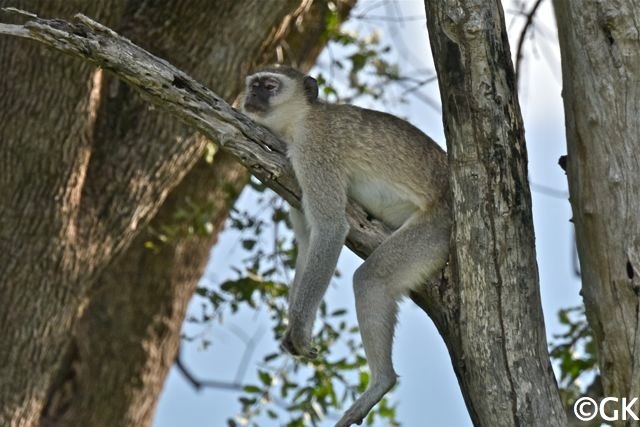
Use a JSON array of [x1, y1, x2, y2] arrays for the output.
[[303, 76, 319, 102]]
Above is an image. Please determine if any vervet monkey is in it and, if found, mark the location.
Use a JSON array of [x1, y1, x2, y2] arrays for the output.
[[241, 66, 451, 427]]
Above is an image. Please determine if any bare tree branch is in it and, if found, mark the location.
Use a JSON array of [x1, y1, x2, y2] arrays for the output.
[[515, 0, 546, 83], [0, 9, 390, 259], [174, 350, 243, 391]]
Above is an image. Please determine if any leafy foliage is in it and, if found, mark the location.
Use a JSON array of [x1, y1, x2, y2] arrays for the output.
[[314, 3, 438, 109], [549, 306, 600, 406]]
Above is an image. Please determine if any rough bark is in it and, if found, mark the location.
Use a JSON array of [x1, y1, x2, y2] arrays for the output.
[[1, 4, 131, 425], [0, 1, 355, 426], [44, 152, 247, 427], [554, 0, 640, 421], [422, 1, 566, 425]]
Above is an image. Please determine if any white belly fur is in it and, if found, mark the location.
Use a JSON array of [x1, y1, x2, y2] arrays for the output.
[[348, 175, 418, 229]]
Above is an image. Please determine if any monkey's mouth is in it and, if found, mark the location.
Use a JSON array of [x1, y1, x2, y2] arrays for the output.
[[243, 100, 267, 114]]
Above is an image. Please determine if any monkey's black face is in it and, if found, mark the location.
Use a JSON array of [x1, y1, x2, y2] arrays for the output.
[[244, 76, 281, 114]]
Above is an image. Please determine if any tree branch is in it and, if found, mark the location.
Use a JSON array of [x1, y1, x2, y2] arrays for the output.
[[0, 9, 390, 259], [515, 0, 545, 83], [174, 350, 243, 391]]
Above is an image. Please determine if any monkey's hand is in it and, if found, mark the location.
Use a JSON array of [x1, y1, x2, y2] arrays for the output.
[[281, 326, 318, 359]]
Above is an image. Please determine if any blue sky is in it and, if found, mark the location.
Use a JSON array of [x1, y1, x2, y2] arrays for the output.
[[154, 1, 581, 426]]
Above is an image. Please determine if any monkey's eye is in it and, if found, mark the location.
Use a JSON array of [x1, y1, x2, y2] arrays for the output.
[[264, 79, 279, 91]]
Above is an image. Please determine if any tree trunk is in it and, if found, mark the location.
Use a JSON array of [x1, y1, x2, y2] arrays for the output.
[[421, 1, 566, 425], [0, 1, 354, 426], [554, 1, 640, 420]]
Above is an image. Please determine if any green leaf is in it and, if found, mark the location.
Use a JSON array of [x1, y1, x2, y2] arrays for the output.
[[263, 352, 279, 362], [243, 385, 262, 394], [258, 370, 272, 386], [266, 409, 278, 419], [242, 239, 257, 250]]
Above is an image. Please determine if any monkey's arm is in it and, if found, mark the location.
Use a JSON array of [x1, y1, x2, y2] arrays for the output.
[[288, 208, 309, 305], [282, 163, 349, 357]]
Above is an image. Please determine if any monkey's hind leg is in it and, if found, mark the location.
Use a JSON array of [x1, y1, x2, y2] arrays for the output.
[[335, 208, 450, 427]]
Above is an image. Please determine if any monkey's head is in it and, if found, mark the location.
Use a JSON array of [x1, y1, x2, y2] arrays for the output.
[[242, 66, 318, 131]]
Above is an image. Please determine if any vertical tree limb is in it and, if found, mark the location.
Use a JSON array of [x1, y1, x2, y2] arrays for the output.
[[554, 0, 640, 415], [422, 1, 566, 425]]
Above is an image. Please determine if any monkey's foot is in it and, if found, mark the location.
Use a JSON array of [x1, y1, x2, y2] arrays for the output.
[[335, 375, 397, 427], [281, 329, 318, 359]]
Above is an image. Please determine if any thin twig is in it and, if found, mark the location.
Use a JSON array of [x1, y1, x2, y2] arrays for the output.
[[515, 0, 546, 85], [175, 349, 244, 391], [529, 181, 568, 199], [228, 324, 266, 384]]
